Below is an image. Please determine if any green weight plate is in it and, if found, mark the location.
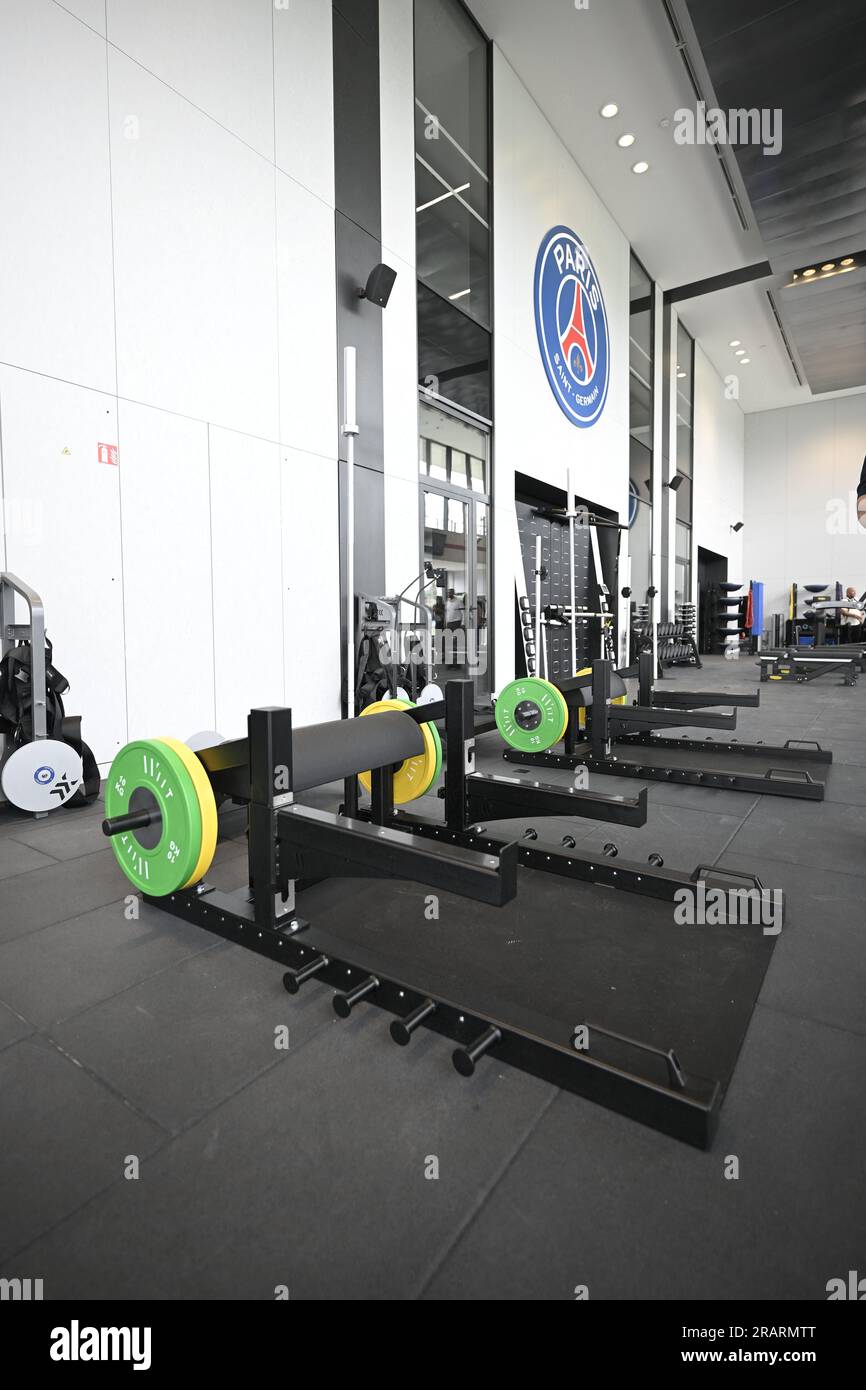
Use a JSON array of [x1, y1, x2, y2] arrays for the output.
[[105, 738, 203, 895], [427, 720, 443, 791], [495, 677, 568, 752]]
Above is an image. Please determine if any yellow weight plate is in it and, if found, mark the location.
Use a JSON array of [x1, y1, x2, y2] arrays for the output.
[[155, 736, 218, 887], [357, 699, 438, 804]]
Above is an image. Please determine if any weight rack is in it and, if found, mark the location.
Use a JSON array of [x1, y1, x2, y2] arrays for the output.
[[107, 680, 771, 1148]]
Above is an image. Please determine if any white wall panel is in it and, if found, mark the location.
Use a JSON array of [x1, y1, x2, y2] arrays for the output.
[[117, 401, 214, 739], [0, 0, 115, 394], [107, 0, 275, 160], [276, 172, 338, 459], [744, 398, 866, 623], [209, 428, 284, 736], [379, 0, 416, 268], [60, 1, 107, 35], [692, 346, 745, 588], [274, 0, 335, 206], [0, 367, 126, 764], [110, 49, 279, 441], [491, 48, 630, 687], [281, 448, 341, 724]]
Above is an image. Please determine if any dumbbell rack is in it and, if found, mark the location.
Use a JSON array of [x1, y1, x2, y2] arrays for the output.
[[136, 683, 729, 1147]]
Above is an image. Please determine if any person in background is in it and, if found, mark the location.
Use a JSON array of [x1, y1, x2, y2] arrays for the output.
[[839, 586, 865, 642], [445, 589, 465, 631]]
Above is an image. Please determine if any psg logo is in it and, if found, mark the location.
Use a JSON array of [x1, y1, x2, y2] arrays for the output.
[[533, 225, 610, 428]]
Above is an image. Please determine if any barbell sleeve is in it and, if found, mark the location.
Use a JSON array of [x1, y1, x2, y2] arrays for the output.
[[102, 809, 163, 838]]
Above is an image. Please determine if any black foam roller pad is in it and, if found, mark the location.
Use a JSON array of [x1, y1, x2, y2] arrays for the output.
[[292, 711, 425, 792]]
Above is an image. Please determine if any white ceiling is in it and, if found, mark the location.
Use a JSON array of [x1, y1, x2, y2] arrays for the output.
[[466, 0, 866, 413]]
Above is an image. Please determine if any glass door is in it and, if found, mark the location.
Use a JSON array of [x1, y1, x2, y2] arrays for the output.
[[419, 402, 491, 707]]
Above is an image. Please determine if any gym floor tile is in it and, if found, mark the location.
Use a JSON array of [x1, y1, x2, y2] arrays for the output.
[[0, 849, 125, 945], [725, 798, 866, 879], [48, 942, 330, 1134], [0, 1000, 34, 1052], [820, 762, 866, 806], [0, 836, 58, 880], [4, 1018, 553, 1299], [421, 1007, 866, 1301], [0, 899, 218, 1029], [8, 813, 107, 863], [566, 799, 744, 868], [716, 851, 866, 1037], [0, 1034, 164, 1265]]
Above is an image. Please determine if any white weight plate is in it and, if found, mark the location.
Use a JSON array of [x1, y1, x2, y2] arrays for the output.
[[1, 739, 84, 812], [417, 683, 444, 706], [185, 730, 226, 753], [392, 687, 411, 704]]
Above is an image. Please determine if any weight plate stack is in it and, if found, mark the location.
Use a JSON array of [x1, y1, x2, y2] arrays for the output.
[[494, 677, 569, 752]]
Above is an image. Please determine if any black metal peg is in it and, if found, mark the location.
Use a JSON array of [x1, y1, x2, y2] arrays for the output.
[[282, 956, 329, 994], [333, 974, 379, 1018], [102, 809, 162, 838], [453, 1025, 501, 1077], [389, 998, 436, 1046]]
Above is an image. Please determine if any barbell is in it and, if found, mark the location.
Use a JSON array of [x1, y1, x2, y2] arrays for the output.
[[102, 701, 442, 898]]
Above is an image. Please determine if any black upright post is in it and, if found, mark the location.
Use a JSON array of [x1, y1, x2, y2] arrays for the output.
[[248, 706, 293, 930], [370, 765, 395, 824], [590, 660, 611, 760], [638, 649, 654, 706], [445, 680, 474, 832]]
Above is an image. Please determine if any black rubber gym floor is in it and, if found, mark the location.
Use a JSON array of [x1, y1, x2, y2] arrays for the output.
[[0, 656, 864, 1300]]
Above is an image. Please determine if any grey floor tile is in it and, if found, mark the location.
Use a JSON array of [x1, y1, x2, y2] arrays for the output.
[[0, 837, 58, 880], [422, 1008, 866, 1300], [725, 798, 866, 879], [717, 851, 866, 1036], [0, 850, 125, 945], [0, 899, 218, 1028], [50, 944, 327, 1134], [9, 815, 107, 864], [0, 1000, 34, 1051], [6, 1017, 552, 1299], [0, 1035, 164, 1263]]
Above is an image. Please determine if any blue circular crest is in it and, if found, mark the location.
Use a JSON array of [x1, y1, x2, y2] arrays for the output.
[[533, 225, 609, 428]]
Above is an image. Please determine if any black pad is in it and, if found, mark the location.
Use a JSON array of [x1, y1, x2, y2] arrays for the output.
[[292, 712, 425, 792], [557, 670, 628, 707]]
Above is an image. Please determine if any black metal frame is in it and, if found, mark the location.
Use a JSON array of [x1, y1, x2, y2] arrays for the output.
[[502, 656, 832, 801], [116, 680, 780, 1149], [759, 653, 859, 687]]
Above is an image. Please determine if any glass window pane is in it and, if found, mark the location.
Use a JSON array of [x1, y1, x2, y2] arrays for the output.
[[418, 282, 491, 419], [428, 441, 447, 481], [450, 450, 469, 488], [419, 399, 488, 493], [414, 0, 490, 331]]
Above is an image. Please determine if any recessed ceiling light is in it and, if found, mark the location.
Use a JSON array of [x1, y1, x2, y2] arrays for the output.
[[617, 133, 636, 148], [729, 339, 741, 347], [802, 268, 816, 277], [632, 161, 649, 175], [841, 257, 854, 266], [735, 349, 746, 356], [821, 263, 835, 272], [740, 358, 750, 364], [600, 103, 619, 119], [676, 370, 686, 379]]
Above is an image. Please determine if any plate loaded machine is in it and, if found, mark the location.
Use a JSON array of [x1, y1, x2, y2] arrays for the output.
[[498, 651, 833, 802], [759, 650, 860, 686], [100, 680, 759, 1147]]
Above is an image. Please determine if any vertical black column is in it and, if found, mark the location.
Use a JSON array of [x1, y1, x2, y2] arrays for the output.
[[333, 0, 386, 715]]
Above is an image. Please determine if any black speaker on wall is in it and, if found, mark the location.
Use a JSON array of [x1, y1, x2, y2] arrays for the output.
[[358, 263, 397, 307]]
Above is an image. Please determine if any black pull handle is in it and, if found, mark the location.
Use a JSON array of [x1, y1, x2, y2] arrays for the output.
[[333, 974, 379, 1018], [102, 809, 162, 838], [453, 1025, 501, 1076], [390, 998, 436, 1046]]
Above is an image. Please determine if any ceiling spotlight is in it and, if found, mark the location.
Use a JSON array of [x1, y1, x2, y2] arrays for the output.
[[677, 370, 686, 379], [600, 103, 619, 118], [735, 348, 745, 356], [617, 133, 636, 148], [740, 357, 750, 364], [821, 263, 835, 272], [632, 160, 649, 175], [802, 268, 816, 277], [841, 257, 854, 266], [729, 339, 741, 347]]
